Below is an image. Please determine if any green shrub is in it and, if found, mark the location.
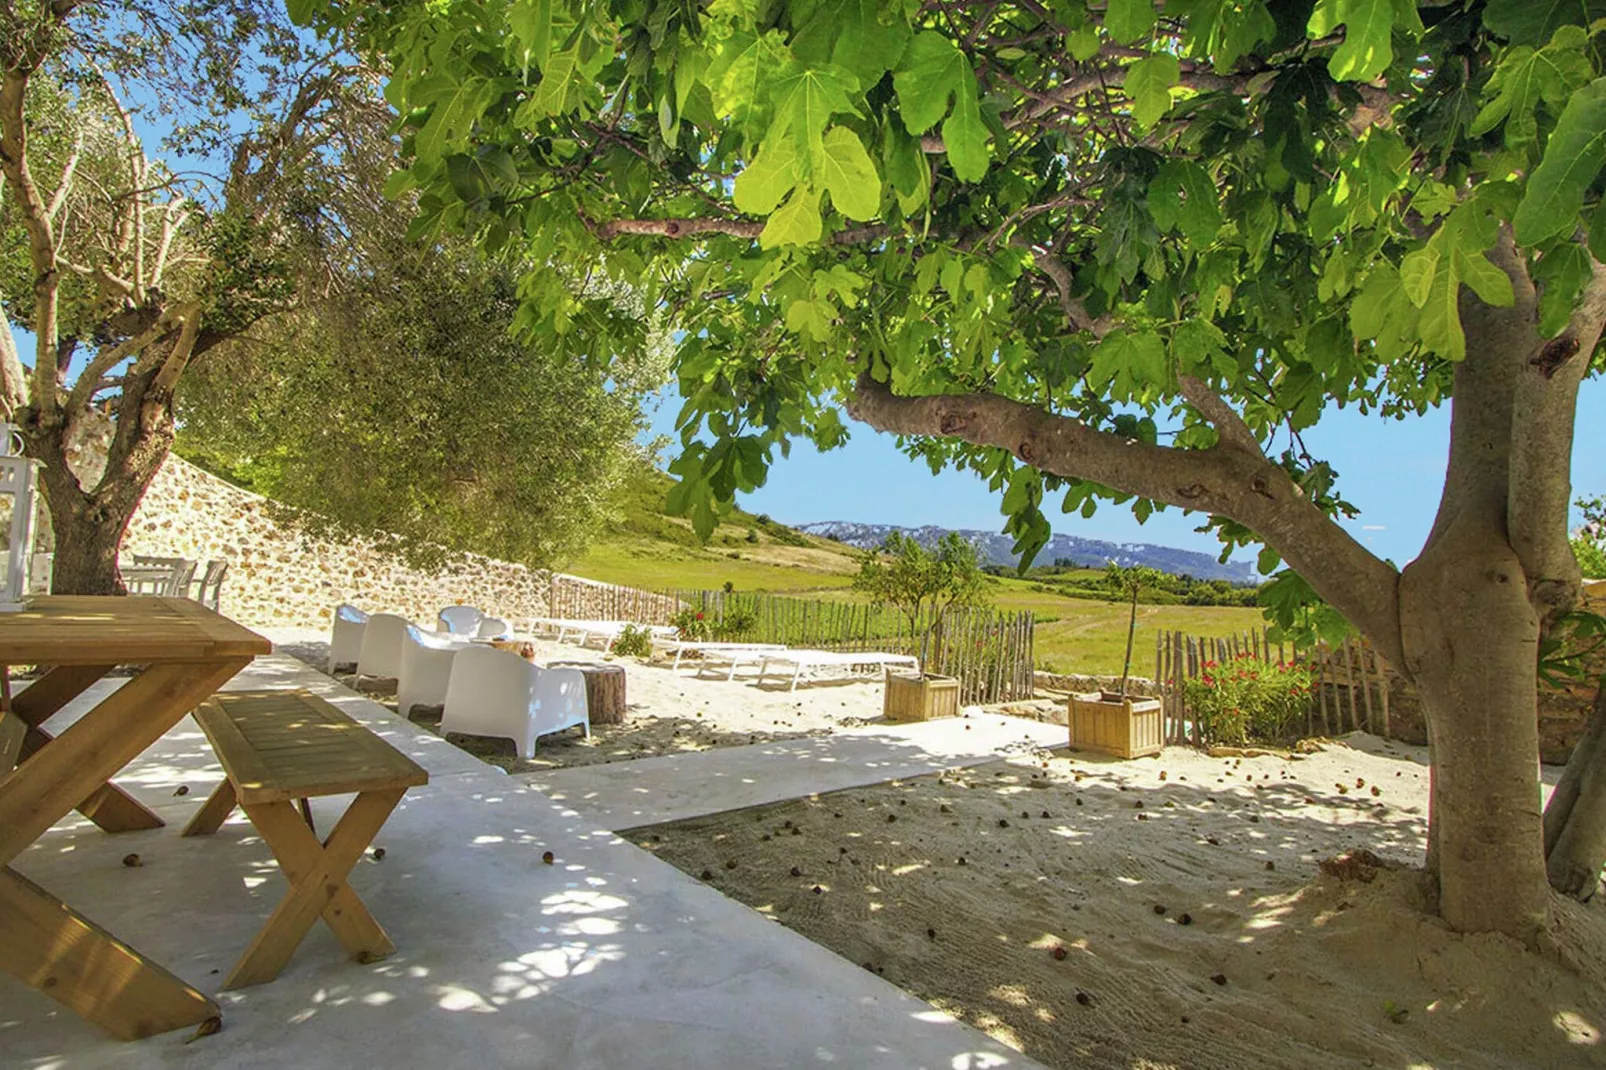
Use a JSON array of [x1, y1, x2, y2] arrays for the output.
[[1183, 654, 1315, 745], [714, 606, 757, 640], [745, 527, 759, 543], [612, 624, 654, 658], [1574, 536, 1606, 580], [670, 607, 712, 641]]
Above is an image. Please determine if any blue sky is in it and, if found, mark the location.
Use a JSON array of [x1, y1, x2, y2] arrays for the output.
[[643, 376, 1606, 569]]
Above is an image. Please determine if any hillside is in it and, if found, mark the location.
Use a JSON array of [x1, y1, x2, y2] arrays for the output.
[[799, 520, 1257, 583], [569, 467, 864, 591]]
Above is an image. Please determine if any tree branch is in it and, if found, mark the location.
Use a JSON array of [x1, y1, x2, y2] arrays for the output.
[[590, 216, 893, 245], [1508, 253, 1606, 627], [0, 68, 62, 402], [64, 316, 173, 417], [153, 305, 201, 393], [845, 371, 1405, 665], [1178, 374, 1262, 455], [1016, 241, 1111, 336]]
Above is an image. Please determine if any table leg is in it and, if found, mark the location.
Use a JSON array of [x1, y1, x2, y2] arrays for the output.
[[0, 657, 252, 868], [7, 663, 164, 834], [0, 866, 218, 1041], [17, 725, 166, 833], [225, 788, 405, 990]]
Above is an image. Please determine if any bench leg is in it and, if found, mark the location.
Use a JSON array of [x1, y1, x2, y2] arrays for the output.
[[225, 788, 404, 990], [0, 865, 218, 1040], [181, 779, 238, 837]]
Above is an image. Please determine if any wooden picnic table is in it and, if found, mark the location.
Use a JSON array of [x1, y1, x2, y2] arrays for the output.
[[0, 595, 269, 1040]]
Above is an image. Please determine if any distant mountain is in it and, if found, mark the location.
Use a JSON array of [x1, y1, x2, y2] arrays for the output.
[[796, 521, 1257, 584]]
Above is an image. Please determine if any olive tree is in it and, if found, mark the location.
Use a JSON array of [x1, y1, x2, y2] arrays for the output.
[[0, 2, 385, 592], [314, 1, 1606, 939]]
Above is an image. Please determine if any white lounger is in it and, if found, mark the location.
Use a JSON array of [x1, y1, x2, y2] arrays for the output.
[[667, 641, 788, 679], [531, 617, 677, 649], [756, 650, 920, 691]]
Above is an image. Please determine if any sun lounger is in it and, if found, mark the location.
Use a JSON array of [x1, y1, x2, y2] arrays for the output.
[[667, 641, 789, 679], [529, 617, 677, 649], [756, 650, 920, 691]]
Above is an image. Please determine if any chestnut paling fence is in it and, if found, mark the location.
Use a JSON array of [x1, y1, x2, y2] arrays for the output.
[[1153, 628, 1391, 745], [668, 589, 1036, 704]]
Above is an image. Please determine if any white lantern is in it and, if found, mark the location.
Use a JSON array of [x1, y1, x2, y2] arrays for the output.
[[0, 422, 41, 611]]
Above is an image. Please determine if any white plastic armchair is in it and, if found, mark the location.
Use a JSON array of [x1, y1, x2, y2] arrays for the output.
[[437, 605, 485, 636], [356, 612, 412, 681], [476, 616, 513, 640], [329, 604, 369, 673], [397, 624, 473, 717], [440, 646, 589, 759]]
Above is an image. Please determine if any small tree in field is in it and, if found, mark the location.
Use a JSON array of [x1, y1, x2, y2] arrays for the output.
[[853, 531, 987, 662], [1105, 564, 1162, 699]]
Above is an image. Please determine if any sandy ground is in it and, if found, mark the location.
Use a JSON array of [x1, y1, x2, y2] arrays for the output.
[[264, 627, 897, 773], [632, 738, 1606, 1070]]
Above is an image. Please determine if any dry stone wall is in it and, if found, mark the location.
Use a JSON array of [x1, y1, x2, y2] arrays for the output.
[[117, 456, 555, 630]]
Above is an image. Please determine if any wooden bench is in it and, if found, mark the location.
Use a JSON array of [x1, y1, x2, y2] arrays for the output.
[[182, 689, 428, 990]]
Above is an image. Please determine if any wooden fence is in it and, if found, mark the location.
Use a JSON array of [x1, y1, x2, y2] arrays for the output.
[[1154, 628, 1392, 744], [547, 573, 683, 624], [1306, 636, 1392, 739], [672, 590, 1035, 704]]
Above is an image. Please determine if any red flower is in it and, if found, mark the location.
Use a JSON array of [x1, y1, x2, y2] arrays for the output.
[[695, 612, 705, 620]]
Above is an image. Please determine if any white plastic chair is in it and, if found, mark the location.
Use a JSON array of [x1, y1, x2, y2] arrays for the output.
[[397, 624, 472, 717], [440, 646, 589, 758], [437, 605, 484, 636], [356, 612, 412, 681], [329, 604, 369, 673], [476, 616, 513, 640]]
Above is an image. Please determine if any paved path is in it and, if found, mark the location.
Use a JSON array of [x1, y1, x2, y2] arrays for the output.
[[527, 712, 1067, 830], [4, 656, 1049, 1070]]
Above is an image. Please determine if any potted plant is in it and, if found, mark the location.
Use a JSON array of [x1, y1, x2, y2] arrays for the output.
[[1067, 565, 1165, 758]]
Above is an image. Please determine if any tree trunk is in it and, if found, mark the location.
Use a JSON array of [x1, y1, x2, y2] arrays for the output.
[[24, 369, 175, 596], [1542, 682, 1606, 901], [1119, 586, 1138, 698], [1400, 536, 1550, 942], [46, 503, 125, 594]]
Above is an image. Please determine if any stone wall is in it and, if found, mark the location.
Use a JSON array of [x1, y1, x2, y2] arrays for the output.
[[116, 455, 554, 630], [1034, 671, 1162, 698]]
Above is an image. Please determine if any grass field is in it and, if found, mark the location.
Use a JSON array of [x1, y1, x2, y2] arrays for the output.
[[570, 468, 1269, 677]]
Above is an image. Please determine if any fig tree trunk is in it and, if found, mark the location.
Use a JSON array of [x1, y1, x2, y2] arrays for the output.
[[1542, 683, 1606, 901], [1400, 533, 1549, 941]]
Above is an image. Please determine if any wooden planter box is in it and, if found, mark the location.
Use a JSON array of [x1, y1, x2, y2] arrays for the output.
[[884, 673, 961, 722], [1068, 691, 1164, 759]]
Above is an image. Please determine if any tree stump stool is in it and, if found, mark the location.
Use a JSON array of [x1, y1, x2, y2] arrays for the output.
[[547, 662, 628, 725]]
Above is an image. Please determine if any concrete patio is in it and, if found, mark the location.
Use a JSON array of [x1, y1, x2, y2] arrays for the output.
[[3, 655, 1049, 1070], [529, 712, 1066, 830]]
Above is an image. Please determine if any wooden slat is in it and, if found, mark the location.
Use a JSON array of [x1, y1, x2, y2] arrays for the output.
[[0, 597, 270, 665], [0, 865, 219, 1040], [10, 663, 118, 727], [193, 690, 427, 805]]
